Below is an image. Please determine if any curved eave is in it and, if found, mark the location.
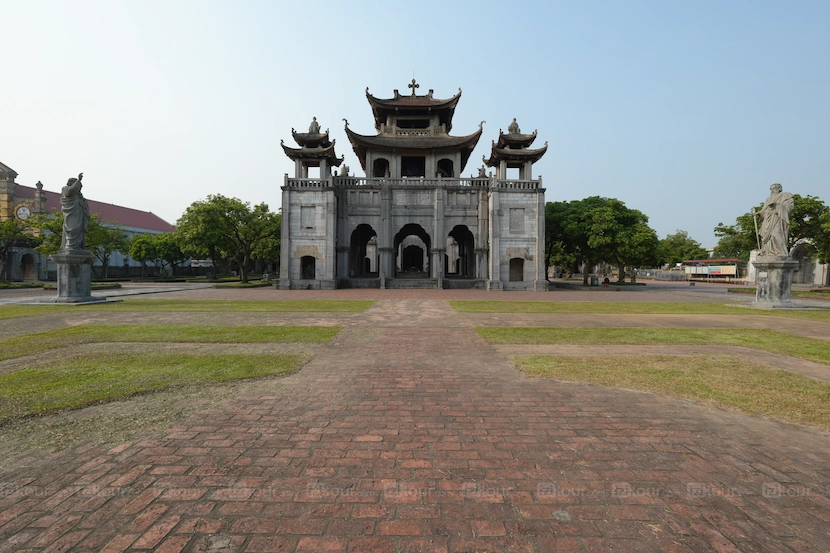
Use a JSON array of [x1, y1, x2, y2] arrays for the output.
[[281, 141, 343, 166], [346, 126, 483, 173], [484, 144, 548, 167], [367, 88, 462, 132], [292, 129, 331, 148], [495, 130, 537, 149]]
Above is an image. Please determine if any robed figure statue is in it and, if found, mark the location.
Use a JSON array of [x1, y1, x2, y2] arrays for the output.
[[61, 173, 90, 251], [754, 183, 793, 258]]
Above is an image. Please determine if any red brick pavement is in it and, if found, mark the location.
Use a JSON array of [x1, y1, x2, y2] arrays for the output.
[[2, 300, 830, 552]]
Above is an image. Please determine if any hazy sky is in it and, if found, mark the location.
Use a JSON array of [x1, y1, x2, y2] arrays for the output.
[[3, 1, 829, 247]]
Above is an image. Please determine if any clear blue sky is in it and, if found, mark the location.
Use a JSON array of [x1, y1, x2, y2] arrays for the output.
[[3, 0, 829, 247]]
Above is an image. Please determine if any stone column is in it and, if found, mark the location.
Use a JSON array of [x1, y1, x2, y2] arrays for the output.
[[278, 177, 291, 289], [753, 257, 798, 308], [433, 183, 445, 288], [379, 181, 393, 285], [487, 181, 503, 290], [534, 184, 547, 291]]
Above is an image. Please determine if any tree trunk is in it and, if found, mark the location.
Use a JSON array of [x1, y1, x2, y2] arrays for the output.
[[617, 263, 625, 283]]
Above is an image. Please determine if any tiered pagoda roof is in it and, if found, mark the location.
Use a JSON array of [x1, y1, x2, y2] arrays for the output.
[[346, 82, 482, 172], [483, 124, 548, 167], [281, 124, 343, 167]]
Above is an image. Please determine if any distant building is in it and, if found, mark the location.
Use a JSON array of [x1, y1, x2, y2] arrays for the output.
[[279, 82, 548, 290], [0, 160, 174, 281]]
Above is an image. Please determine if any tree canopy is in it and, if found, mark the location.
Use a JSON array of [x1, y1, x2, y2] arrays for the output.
[[546, 197, 662, 284], [0, 219, 40, 282], [176, 195, 280, 282], [659, 230, 709, 266]]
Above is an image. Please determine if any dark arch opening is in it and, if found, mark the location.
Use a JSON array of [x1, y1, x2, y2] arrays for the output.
[[350, 224, 378, 277], [372, 158, 390, 178], [447, 225, 475, 278], [394, 223, 431, 277], [300, 256, 316, 280], [20, 253, 37, 282], [509, 258, 524, 282], [437, 158, 454, 178]]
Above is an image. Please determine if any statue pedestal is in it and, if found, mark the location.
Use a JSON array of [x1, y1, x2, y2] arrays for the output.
[[49, 250, 100, 303], [752, 257, 798, 308]]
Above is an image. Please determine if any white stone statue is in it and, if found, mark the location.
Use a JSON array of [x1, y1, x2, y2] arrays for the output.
[[508, 118, 520, 134], [60, 172, 90, 251], [754, 183, 793, 258], [308, 117, 320, 134]]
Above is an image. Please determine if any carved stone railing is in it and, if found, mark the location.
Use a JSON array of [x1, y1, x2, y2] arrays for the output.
[[284, 176, 541, 190], [494, 179, 540, 190]]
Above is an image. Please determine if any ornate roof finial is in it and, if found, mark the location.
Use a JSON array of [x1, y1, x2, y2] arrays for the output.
[[342, 118, 349, 128], [479, 120, 486, 130], [408, 78, 419, 96]]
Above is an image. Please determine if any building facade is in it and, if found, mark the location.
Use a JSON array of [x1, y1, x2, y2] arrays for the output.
[[0, 160, 174, 281], [279, 82, 548, 290]]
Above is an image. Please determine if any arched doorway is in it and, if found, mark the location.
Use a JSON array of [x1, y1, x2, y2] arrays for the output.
[[20, 253, 37, 282], [437, 158, 454, 178], [791, 243, 814, 284], [447, 225, 474, 277], [300, 256, 316, 280], [394, 224, 431, 277], [509, 258, 524, 281], [372, 158, 389, 178], [350, 224, 378, 277]]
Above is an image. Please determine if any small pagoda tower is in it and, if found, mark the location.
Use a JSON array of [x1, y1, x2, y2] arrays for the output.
[[483, 118, 548, 180], [278, 118, 343, 290]]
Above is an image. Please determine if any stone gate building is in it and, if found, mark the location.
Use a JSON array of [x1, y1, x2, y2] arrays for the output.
[[279, 82, 548, 290]]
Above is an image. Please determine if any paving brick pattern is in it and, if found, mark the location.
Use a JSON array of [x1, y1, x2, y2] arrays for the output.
[[2, 296, 830, 552]]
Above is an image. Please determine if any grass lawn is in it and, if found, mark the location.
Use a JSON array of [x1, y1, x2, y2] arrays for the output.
[[0, 299, 375, 320], [451, 300, 830, 322], [0, 352, 309, 423], [516, 354, 830, 430], [0, 324, 341, 361], [476, 327, 830, 365]]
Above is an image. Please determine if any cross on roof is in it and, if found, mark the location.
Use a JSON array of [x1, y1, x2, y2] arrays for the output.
[[408, 79, 419, 96]]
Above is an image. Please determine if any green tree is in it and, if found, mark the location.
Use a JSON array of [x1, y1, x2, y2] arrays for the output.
[[0, 219, 39, 282], [713, 194, 829, 262], [152, 232, 188, 277], [659, 230, 709, 266], [176, 195, 280, 282], [129, 233, 157, 277]]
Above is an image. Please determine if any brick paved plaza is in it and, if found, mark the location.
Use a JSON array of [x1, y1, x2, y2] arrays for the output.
[[1, 285, 829, 552]]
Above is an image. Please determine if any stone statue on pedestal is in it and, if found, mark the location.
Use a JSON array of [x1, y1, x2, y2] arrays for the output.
[[60, 172, 90, 251], [751, 183, 797, 308], [507, 118, 520, 135], [754, 183, 793, 258]]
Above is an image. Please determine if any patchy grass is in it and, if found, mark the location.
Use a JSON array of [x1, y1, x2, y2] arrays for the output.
[[0, 282, 45, 289], [0, 352, 309, 423], [476, 327, 830, 365], [0, 324, 341, 361], [516, 354, 830, 430], [0, 299, 375, 320], [451, 300, 830, 322], [90, 299, 375, 312], [729, 287, 830, 298]]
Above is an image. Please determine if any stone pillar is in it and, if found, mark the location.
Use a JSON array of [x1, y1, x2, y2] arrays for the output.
[[380, 181, 393, 282], [753, 258, 798, 308], [321, 188, 336, 289], [534, 187, 547, 291], [278, 177, 291, 289], [487, 182, 503, 290], [476, 185, 489, 280], [49, 250, 98, 303], [433, 183, 445, 288]]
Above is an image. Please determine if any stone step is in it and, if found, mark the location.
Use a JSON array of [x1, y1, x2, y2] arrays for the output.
[[386, 278, 438, 289]]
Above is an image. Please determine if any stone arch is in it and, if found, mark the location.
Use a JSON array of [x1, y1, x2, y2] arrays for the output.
[[394, 223, 431, 276], [350, 224, 378, 277], [20, 253, 37, 282], [447, 225, 475, 277], [791, 243, 814, 284], [509, 258, 524, 281], [372, 158, 390, 178], [300, 256, 316, 280], [437, 158, 454, 178]]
